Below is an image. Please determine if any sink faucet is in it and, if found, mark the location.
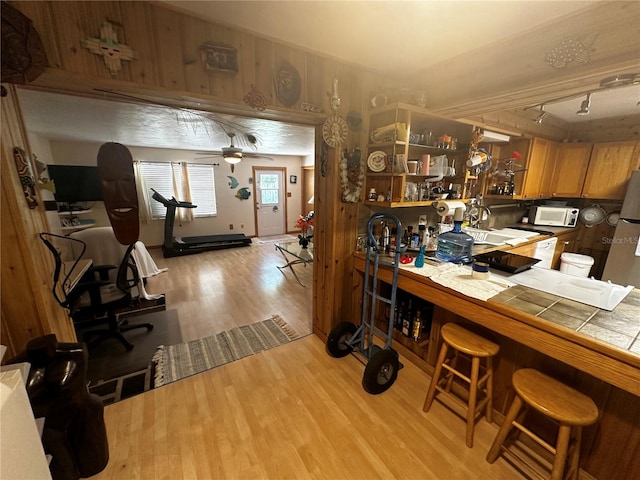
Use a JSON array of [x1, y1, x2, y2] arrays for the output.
[[470, 196, 491, 229], [474, 205, 492, 228]]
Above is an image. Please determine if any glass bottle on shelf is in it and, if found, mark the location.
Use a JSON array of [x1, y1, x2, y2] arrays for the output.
[[412, 310, 422, 341], [436, 207, 474, 264], [402, 300, 413, 337], [395, 301, 404, 331]]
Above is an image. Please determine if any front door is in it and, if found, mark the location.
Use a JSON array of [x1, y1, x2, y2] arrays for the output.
[[254, 167, 286, 237]]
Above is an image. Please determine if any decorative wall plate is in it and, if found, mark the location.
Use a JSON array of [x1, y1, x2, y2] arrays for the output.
[[275, 61, 301, 106], [367, 151, 387, 172], [322, 114, 348, 147]]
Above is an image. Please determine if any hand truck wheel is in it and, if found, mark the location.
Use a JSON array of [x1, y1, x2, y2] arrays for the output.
[[362, 349, 399, 394], [326, 321, 357, 358]]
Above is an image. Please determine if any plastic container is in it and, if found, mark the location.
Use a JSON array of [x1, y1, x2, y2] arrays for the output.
[[559, 253, 594, 277], [436, 208, 474, 264]]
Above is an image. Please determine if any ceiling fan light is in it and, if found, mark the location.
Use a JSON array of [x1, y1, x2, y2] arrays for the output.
[[224, 156, 242, 164]]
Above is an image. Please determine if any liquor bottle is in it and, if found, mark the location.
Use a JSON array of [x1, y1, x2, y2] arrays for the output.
[[402, 315, 411, 337], [395, 301, 404, 330], [389, 227, 397, 255], [381, 222, 390, 254], [412, 310, 422, 341], [436, 207, 474, 264], [402, 299, 413, 337], [418, 224, 426, 247]]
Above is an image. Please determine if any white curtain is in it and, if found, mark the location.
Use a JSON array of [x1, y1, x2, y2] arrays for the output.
[[134, 160, 196, 223], [173, 162, 194, 222], [133, 161, 152, 224]]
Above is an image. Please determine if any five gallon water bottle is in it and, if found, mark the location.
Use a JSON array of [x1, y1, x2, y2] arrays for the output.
[[436, 207, 474, 263]]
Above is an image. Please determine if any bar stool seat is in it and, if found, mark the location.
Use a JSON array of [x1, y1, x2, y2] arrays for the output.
[[486, 368, 599, 480], [423, 322, 499, 448]]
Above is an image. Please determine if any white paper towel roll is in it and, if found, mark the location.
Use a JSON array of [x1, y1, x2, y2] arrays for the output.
[[432, 200, 466, 217]]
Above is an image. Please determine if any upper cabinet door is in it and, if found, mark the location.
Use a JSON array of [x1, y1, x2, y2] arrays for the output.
[[521, 137, 551, 198], [538, 140, 559, 197], [582, 142, 640, 200], [549, 143, 592, 198]]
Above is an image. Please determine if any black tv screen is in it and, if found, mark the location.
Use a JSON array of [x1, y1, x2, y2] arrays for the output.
[[47, 164, 103, 203]]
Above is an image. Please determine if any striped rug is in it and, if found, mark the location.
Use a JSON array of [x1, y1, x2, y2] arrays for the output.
[[152, 315, 299, 387]]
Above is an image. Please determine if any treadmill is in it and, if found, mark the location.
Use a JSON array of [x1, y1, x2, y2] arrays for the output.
[[151, 189, 251, 258]]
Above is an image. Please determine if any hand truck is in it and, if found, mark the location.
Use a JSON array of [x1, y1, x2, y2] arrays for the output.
[[327, 213, 404, 394]]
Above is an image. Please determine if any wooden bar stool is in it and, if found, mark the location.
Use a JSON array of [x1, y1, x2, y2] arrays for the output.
[[486, 368, 599, 480], [423, 322, 499, 448]]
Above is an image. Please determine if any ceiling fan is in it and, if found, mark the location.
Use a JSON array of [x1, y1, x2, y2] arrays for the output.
[[197, 132, 273, 172]]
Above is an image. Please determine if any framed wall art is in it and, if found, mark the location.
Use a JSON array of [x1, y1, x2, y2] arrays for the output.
[[290, 175, 297, 184], [200, 41, 238, 73]]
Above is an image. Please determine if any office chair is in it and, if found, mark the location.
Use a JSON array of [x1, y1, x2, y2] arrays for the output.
[[40, 232, 153, 351]]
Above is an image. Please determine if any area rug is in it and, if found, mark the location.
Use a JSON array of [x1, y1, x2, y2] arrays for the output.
[[152, 315, 299, 387], [253, 234, 297, 244]]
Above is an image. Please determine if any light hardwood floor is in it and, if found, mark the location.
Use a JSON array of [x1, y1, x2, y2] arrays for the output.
[[94, 334, 520, 480], [94, 238, 521, 479], [143, 236, 313, 342]]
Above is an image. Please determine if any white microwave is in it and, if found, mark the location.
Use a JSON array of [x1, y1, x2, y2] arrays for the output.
[[529, 206, 579, 227]]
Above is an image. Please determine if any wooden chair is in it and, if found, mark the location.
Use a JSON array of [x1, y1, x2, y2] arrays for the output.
[[423, 322, 499, 448], [486, 368, 599, 480]]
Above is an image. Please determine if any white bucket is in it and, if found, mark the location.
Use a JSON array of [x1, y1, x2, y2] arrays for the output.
[[559, 253, 594, 277]]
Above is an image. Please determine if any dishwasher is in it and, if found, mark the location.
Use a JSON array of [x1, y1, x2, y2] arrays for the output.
[[531, 237, 557, 269]]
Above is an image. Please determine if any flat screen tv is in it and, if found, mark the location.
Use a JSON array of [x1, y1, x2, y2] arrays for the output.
[[47, 164, 103, 204]]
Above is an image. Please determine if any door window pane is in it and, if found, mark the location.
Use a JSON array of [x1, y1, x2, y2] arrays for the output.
[[260, 173, 279, 205]]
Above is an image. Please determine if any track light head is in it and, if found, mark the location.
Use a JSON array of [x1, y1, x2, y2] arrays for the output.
[[533, 105, 548, 124], [576, 93, 592, 116]]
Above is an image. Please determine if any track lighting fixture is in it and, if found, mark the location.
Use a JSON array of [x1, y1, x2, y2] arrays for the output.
[[534, 105, 548, 124], [576, 93, 592, 116]]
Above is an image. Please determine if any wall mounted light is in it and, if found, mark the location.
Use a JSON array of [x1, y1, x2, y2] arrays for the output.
[[534, 105, 548, 124], [576, 93, 592, 116]]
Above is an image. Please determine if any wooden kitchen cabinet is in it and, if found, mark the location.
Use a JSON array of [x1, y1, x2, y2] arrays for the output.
[[521, 137, 552, 198], [582, 141, 640, 200], [539, 140, 559, 197], [548, 143, 592, 197]]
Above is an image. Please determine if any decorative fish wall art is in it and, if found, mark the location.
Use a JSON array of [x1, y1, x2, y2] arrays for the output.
[[235, 187, 251, 200], [227, 176, 239, 189]]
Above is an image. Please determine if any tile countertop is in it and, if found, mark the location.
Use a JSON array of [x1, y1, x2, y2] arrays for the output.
[[490, 284, 640, 355]]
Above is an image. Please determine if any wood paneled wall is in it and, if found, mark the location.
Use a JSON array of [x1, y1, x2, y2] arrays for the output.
[[1, 86, 77, 359], [3, 1, 398, 356]]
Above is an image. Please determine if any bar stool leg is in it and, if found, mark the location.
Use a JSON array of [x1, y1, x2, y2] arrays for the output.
[[444, 351, 458, 393], [486, 394, 523, 463], [551, 424, 572, 480], [567, 428, 582, 480], [423, 342, 449, 412], [466, 356, 480, 447], [485, 356, 494, 423]]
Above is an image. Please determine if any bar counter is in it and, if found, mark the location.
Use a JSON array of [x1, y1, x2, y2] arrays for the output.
[[352, 251, 640, 479], [352, 252, 640, 396]]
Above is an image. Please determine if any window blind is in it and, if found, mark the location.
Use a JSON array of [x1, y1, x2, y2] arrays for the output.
[[138, 162, 216, 219]]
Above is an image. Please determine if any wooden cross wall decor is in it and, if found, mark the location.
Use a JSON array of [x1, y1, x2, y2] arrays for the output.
[[81, 21, 136, 76]]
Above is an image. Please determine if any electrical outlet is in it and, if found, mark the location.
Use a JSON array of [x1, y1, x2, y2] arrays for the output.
[[229, 224, 234, 230], [419, 215, 427, 225], [240, 224, 244, 229]]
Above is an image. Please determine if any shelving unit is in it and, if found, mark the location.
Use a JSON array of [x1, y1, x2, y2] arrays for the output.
[[58, 209, 96, 232], [372, 281, 434, 363], [364, 102, 474, 207]]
